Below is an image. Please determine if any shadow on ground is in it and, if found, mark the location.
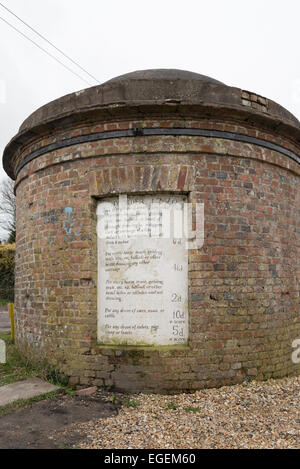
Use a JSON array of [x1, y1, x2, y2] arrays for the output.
[[0, 391, 120, 449]]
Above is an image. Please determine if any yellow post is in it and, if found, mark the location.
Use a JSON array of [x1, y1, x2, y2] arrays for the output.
[[8, 303, 14, 342]]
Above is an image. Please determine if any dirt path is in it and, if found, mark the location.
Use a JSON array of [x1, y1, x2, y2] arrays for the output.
[[0, 391, 120, 449]]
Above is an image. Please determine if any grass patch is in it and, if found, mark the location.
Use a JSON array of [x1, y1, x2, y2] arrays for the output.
[[0, 332, 75, 415], [166, 402, 178, 410], [0, 332, 44, 386], [0, 332, 73, 390], [122, 398, 140, 408], [0, 299, 9, 307], [46, 366, 70, 388]]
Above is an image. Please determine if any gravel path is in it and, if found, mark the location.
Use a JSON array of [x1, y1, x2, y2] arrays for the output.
[[77, 377, 300, 449]]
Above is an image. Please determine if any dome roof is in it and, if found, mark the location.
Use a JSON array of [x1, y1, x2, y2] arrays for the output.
[[3, 69, 300, 179], [103, 68, 225, 85], [16, 68, 299, 135]]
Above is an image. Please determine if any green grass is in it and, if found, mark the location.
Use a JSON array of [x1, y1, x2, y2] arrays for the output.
[[0, 332, 44, 386], [166, 402, 178, 410], [0, 299, 9, 306], [0, 332, 74, 415], [184, 406, 202, 413], [122, 398, 140, 408], [0, 332, 74, 390]]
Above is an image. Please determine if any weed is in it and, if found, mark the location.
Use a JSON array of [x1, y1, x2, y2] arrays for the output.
[[184, 406, 201, 413], [46, 366, 69, 388], [166, 402, 178, 410], [122, 398, 140, 408]]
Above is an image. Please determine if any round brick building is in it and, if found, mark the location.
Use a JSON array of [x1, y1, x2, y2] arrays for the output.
[[3, 69, 300, 392]]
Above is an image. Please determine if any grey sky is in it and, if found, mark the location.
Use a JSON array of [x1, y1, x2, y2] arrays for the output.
[[0, 0, 299, 237]]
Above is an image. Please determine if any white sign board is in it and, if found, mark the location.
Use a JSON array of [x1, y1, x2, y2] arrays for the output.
[[97, 194, 189, 346]]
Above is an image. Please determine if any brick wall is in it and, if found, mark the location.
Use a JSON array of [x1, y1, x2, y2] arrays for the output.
[[12, 117, 300, 392]]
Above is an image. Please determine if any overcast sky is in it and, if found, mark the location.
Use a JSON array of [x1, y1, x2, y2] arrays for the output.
[[0, 0, 300, 236]]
